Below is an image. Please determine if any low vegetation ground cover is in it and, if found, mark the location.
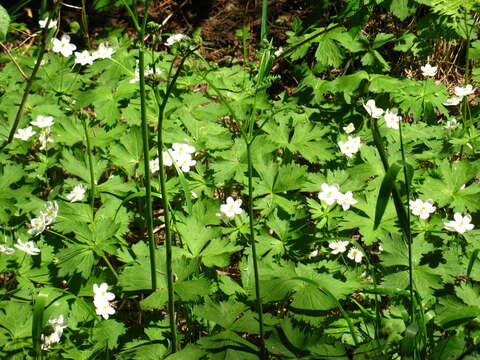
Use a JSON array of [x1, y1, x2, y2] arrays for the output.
[[0, 0, 480, 359]]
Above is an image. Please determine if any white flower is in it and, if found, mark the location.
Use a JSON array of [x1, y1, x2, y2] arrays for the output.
[[92, 42, 115, 60], [191, 191, 198, 199], [363, 99, 384, 118], [27, 214, 47, 236], [384, 109, 401, 130], [14, 239, 40, 255], [328, 240, 349, 255], [94, 299, 116, 320], [420, 63, 437, 77], [14, 126, 36, 141], [39, 18, 57, 29], [149, 158, 160, 173], [129, 65, 154, 83], [274, 47, 283, 57], [0, 244, 15, 255], [444, 213, 475, 234], [74, 50, 94, 66], [342, 123, 355, 134], [31, 115, 54, 128], [338, 136, 361, 158], [409, 199, 436, 220], [41, 315, 67, 350], [336, 191, 358, 211], [93, 283, 116, 320], [347, 247, 363, 263], [163, 150, 175, 167], [66, 185, 86, 202], [218, 197, 243, 219], [318, 183, 340, 206], [42, 201, 59, 225], [443, 96, 462, 106], [165, 33, 185, 46], [444, 119, 458, 129], [93, 283, 115, 303], [309, 249, 319, 258], [454, 84, 475, 98], [52, 35, 77, 57], [39, 129, 54, 150]]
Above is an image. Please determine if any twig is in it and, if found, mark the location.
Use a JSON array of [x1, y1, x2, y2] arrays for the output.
[[0, 16, 52, 150], [0, 42, 28, 80]]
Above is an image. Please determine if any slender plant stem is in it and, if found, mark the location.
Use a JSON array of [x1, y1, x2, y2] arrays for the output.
[[81, 114, 96, 217], [137, 6, 157, 291], [152, 49, 195, 355], [81, 0, 91, 48], [260, 0, 268, 44], [0, 15, 53, 150], [102, 255, 120, 280], [398, 121, 414, 321], [246, 141, 266, 359]]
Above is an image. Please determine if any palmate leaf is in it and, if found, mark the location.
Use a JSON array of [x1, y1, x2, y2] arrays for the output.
[[0, 164, 27, 222], [57, 244, 96, 279], [92, 319, 126, 351], [264, 113, 335, 162], [419, 159, 480, 212], [340, 191, 397, 245]]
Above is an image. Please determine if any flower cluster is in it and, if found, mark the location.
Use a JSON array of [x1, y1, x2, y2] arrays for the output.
[[93, 283, 116, 319], [28, 201, 59, 237], [328, 240, 363, 263], [318, 183, 358, 210], [51, 34, 115, 65], [216, 197, 243, 220], [150, 142, 197, 173], [444, 84, 475, 107], [14, 114, 55, 149], [409, 199, 436, 220], [41, 315, 67, 350]]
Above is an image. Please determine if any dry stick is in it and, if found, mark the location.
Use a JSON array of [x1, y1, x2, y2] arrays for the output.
[[0, 42, 28, 80], [0, 17, 52, 150]]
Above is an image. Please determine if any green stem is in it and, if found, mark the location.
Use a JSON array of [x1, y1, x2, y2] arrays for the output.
[[81, 114, 96, 217], [102, 254, 119, 280], [137, 5, 157, 292], [398, 120, 414, 321], [152, 49, 195, 356], [260, 0, 268, 44], [81, 0, 91, 48], [246, 141, 266, 359]]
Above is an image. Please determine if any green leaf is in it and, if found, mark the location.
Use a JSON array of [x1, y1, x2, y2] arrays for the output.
[[374, 161, 413, 229], [386, 0, 417, 20], [92, 319, 126, 350], [57, 245, 96, 279], [420, 159, 480, 212], [0, 5, 10, 41]]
